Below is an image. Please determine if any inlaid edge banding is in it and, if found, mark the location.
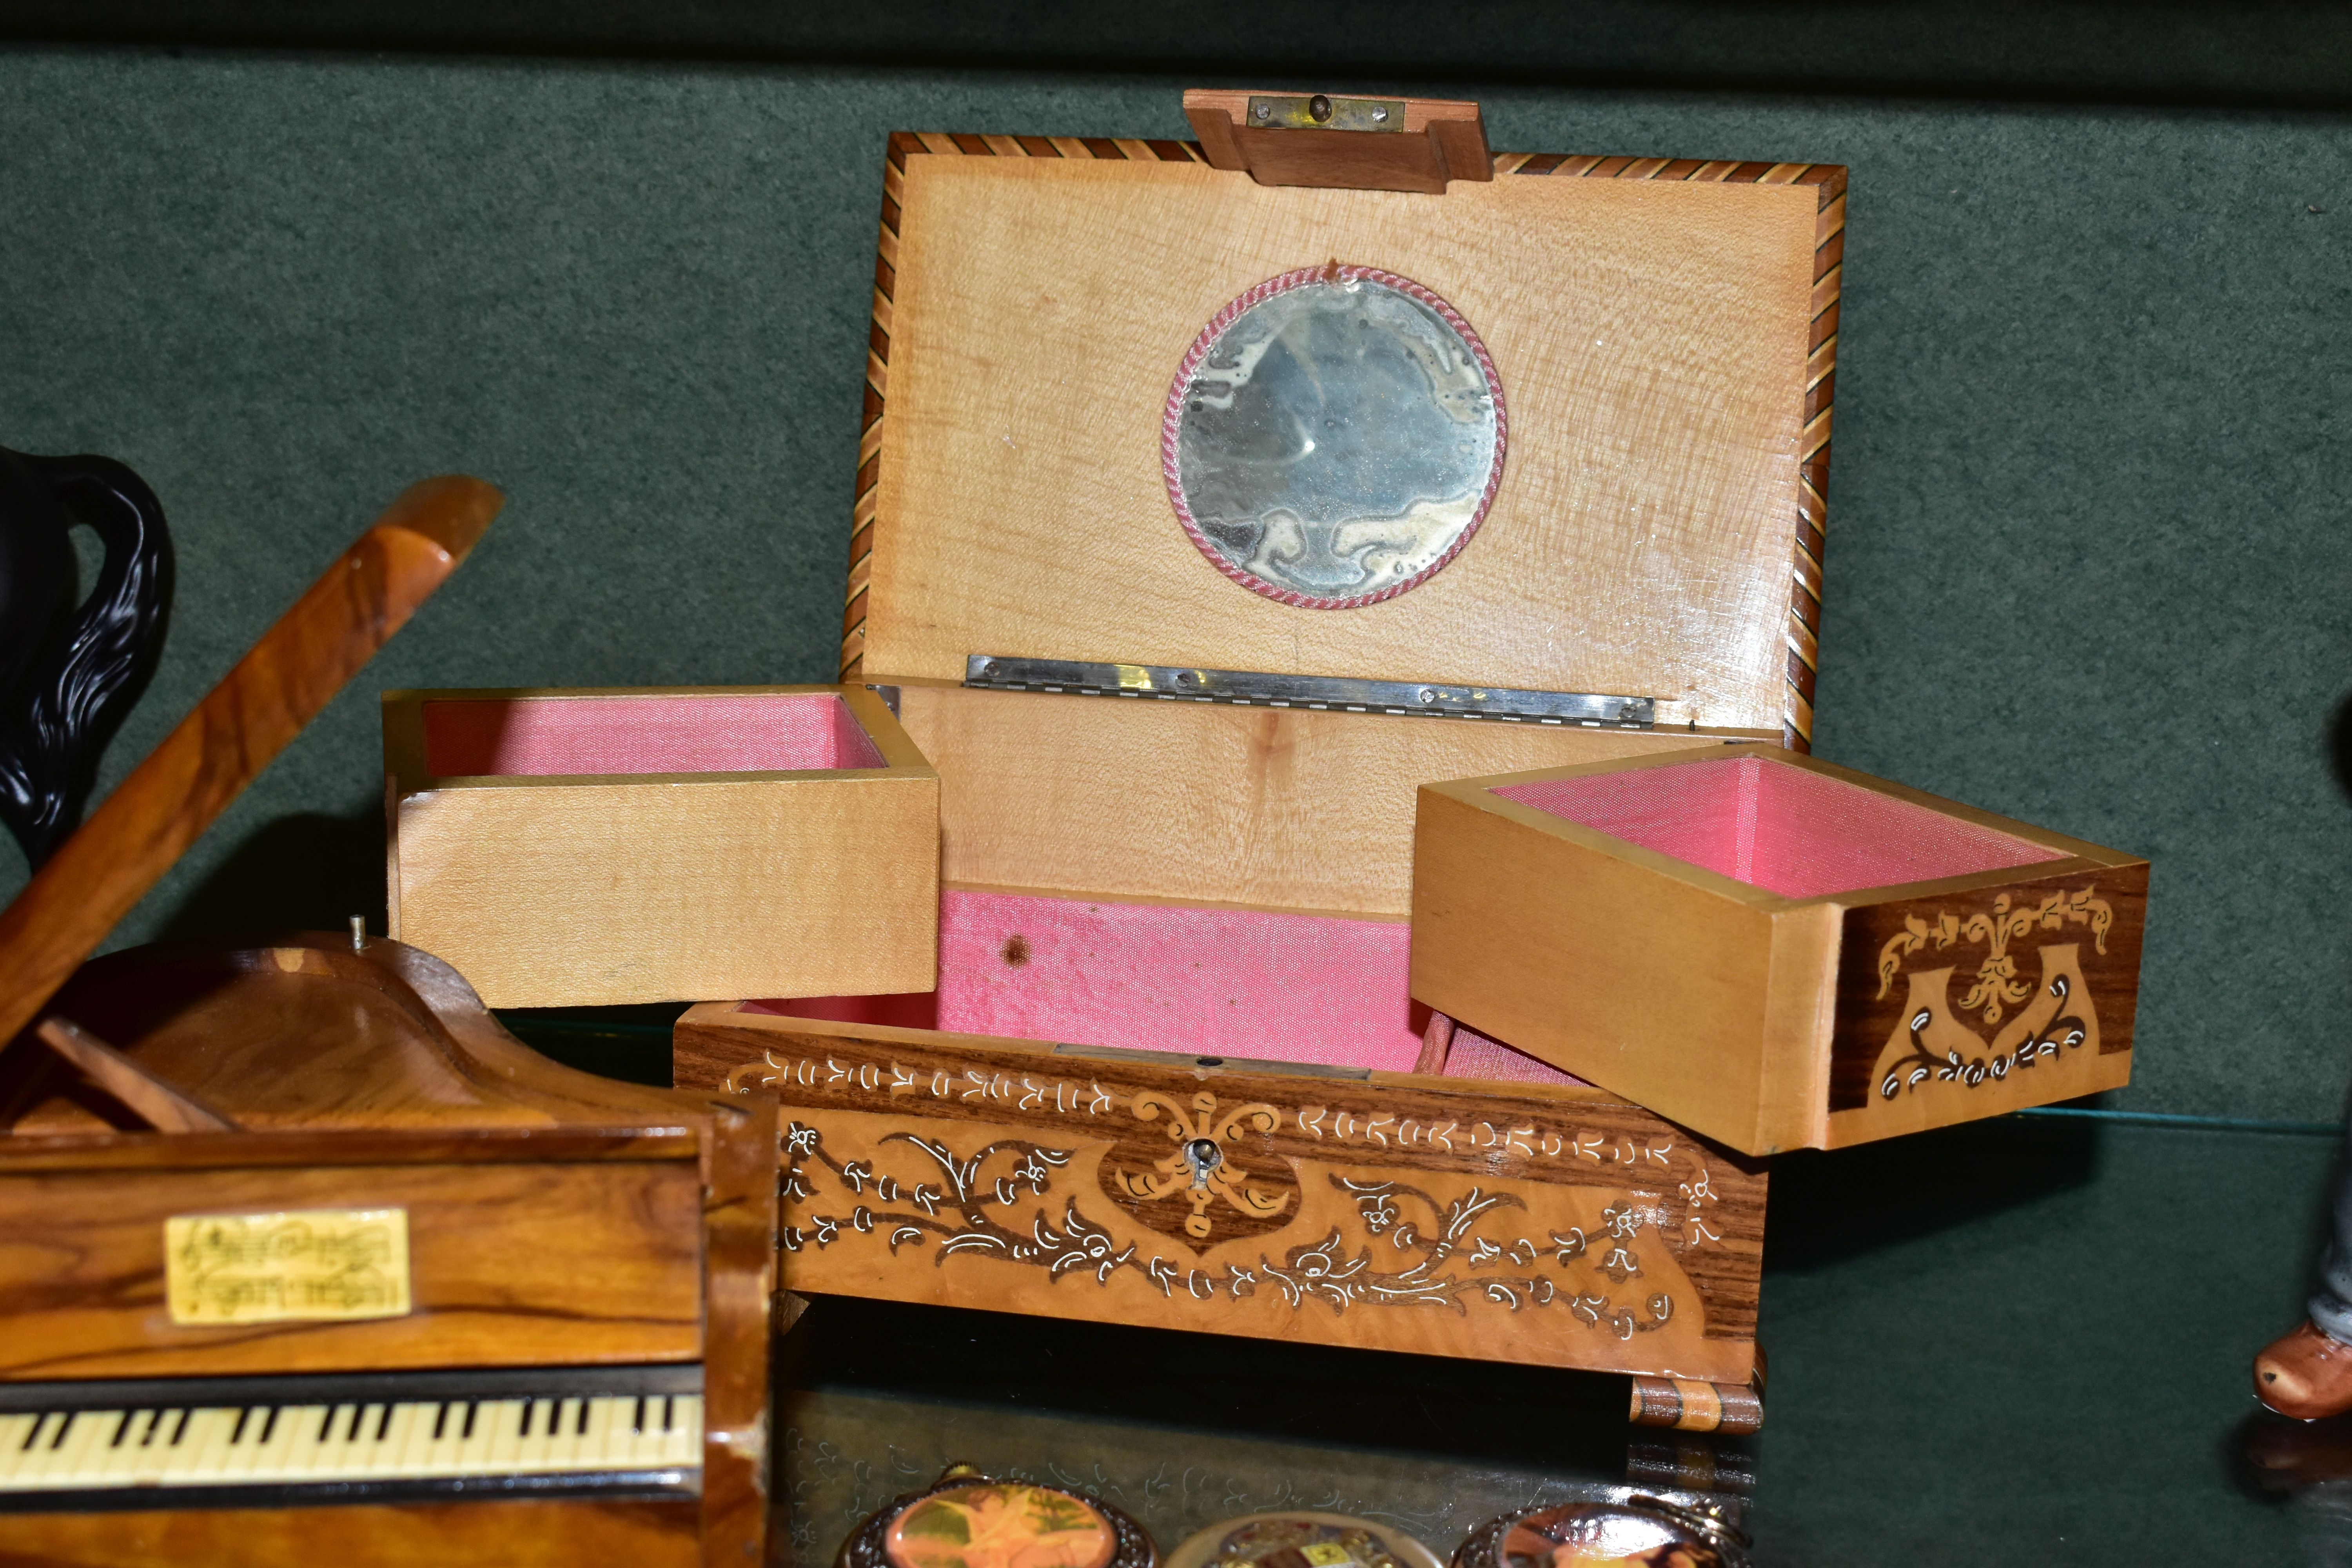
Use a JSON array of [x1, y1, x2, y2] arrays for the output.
[[842, 132, 1207, 678], [1505, 155, 1842, 751], [1628, 1371, 1765, 1434]]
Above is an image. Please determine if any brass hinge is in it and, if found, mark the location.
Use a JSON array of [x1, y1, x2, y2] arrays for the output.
[[964, 656, 1653, 729]]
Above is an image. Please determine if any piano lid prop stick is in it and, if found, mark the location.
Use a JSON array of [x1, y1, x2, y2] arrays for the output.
[[0, 475, 502, 1048], [31, 1016, 240, 1132]]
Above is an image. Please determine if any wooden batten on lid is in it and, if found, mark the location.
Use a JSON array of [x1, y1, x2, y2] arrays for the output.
[[842, 99, 1842, 918]]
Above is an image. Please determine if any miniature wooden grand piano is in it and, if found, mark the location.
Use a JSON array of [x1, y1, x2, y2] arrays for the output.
[[0, 480, 777, 1567]]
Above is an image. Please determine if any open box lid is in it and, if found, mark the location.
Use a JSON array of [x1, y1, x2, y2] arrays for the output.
[[842, 100, 1843, 744]]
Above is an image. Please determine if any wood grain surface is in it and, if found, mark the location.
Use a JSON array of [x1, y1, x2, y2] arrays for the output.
[[866, 151, 1814, 724], [900, 683, 1746, 915], [391, 775, 936, 1008], [697, 1094, 778, 1568], [5, 934, 728, 1140], [0, 1127, 697, 1175], [387, 683, 938, 1007], [840, 133, 1844, 753], [0, 1496, 701, 1568], [0, 477, 501, 1050], [677, 1005, 1768, 1386], [0, 1159, 703, 1380], [10, 940, 674, 1135]]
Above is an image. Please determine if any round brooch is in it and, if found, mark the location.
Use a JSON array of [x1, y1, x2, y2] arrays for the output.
[[839, 1464, 1157, 1568]]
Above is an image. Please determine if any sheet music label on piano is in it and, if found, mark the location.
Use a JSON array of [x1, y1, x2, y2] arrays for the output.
[[165, 1209, 412, 1325]]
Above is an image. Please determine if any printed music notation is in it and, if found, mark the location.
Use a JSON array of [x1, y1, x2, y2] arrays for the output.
[[163, 1208, 412, 1325]]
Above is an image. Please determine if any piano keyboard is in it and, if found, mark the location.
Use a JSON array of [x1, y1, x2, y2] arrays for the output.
[[0, 1365, 701, 1513]]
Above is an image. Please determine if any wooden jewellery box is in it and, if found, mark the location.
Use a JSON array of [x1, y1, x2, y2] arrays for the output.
[[384, 684, 937, 1007], [675, 94, 1852, 1431], [1412, 744, 2149, 1156]]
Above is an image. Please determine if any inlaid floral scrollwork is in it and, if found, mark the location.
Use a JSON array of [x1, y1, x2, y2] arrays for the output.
[[1875, 886, 2112, 1026], [778, 1125, 1676, 1340], [1879, 971, 2091, 1101], [1113, 1091, 1292, 1240]]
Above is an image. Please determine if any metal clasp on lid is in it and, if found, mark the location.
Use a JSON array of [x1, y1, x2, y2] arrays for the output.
[[1245, 94, 1405, 132], [964, 655, 1654, 730]]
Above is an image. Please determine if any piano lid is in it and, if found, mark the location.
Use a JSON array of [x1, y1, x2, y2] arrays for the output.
[[0, 475, 502, 1056]]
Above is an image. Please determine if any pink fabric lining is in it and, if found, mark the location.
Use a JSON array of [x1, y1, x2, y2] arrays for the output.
[[1446, 1023, 1582, 1086], [747, 889, 1580, 1085], [422, 694, 884, 778], [1494, 755, 2062, 899]]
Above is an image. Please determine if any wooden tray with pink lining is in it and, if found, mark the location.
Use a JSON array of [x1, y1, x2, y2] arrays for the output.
[[385, 684, 937, 1008]]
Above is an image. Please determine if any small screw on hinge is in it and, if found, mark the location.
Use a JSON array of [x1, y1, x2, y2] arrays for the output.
[[1254, 103, 1271, 121]]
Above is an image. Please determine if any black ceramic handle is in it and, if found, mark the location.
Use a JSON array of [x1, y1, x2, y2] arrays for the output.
[[0, 450, 172, 867]]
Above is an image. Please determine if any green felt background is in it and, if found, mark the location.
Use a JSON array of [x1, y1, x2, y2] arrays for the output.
[[0, 11, 2345, 1122]]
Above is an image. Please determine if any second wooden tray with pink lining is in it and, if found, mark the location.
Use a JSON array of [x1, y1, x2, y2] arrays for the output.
[[1411, 743, 2149, 1155]]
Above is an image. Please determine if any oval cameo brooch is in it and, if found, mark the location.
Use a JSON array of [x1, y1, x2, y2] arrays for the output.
[[839, 1464, 1157, 1568]]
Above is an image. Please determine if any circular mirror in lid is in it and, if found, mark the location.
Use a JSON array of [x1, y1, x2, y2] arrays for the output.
[[1163, 264, 1507, 609]]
